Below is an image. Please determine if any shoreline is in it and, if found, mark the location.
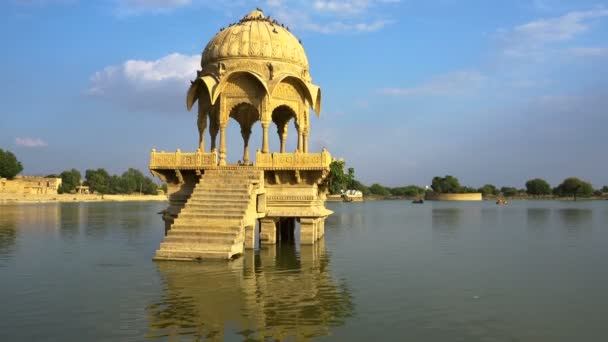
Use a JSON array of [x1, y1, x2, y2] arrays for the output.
[[0, 193, 168, 204], [352, 195, 608, 201]]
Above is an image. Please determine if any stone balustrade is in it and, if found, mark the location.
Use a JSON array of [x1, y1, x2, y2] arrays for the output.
[[150, 149, 218, 169], [150, 149, 331, 170], [254, 150, 331, 169]]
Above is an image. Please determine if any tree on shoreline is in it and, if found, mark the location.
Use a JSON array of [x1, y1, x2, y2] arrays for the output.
[[431, 175, 461, 193], [500, 187, 518, 197], [58, 167, 158, 195], [390, 185, 423, 197], [328, 159, 356, 194], [525, 178, 551, 197], [58, 169, 81, 194], [0, 149, 23, 179], [369, 183, 390, 196], [478, 184, 498, 196], [554, 177, 593, 200], [85, 168, 111, 194]]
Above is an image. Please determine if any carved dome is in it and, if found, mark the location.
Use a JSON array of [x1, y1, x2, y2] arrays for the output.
[[201, 9, 309, 69]]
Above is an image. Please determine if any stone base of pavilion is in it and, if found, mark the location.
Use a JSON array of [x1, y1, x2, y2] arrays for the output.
[[150, 149, 333, 261]]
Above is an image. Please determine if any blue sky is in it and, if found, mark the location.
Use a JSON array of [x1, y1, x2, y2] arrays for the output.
[[1, 0, 607, 188]]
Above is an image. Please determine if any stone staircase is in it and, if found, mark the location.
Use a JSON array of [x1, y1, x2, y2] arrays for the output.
[[154, 169, 263, 261]]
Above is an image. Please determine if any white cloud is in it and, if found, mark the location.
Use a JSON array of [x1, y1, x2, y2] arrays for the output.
[[498, 9, 608, 57], [515, 10, 608, 42], [312, 0, 371, 14], [268, 0, 396, 33], [378, 70, 486, 97], [15, 137, 48, 147], [111, 0, 398, 32], [312, 0, 399, 14], [87, 53, 199, 112], [304, 18, 393, 33]]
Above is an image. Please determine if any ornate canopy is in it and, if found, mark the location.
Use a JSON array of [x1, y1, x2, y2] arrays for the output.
[[186, 9, 323, 165]]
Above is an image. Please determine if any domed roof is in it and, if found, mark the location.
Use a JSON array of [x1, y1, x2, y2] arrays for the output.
[[201, 9, 309, 69]]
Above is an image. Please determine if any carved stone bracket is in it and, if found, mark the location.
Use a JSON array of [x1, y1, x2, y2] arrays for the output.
[[175, 169, 184, 184], [295, 170, 301, 184], [149, 169, 167, 183]]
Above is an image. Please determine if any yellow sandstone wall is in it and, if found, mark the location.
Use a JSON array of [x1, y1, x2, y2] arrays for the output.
[[425, 192, 482, 201], [0, 176, 61, 195]]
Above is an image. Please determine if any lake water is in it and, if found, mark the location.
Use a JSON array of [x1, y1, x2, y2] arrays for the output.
[[1, 200, 607, 341]]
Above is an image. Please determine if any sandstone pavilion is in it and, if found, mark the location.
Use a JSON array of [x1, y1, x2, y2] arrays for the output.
[[150, 9, 333, 260]]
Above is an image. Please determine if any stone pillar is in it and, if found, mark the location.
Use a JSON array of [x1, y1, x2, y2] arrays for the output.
[[210, 120, 218, 152], [219, 123, 227, 166], [241, 128, 251, 165], [297, 127, 303, 152], [260, 217, 277, 245], [318, 217, 325, 238], [261, 121, 270, 153], [279, 122, 288, 153], [300, 217, 319, 245], [244, 225, 255, 249], [197, 106, 207, 152], [303, 130, 309, 153]]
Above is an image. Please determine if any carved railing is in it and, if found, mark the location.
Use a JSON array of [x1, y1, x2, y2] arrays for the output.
[[149, 149, 218, 169], [255, 150, 331, 169]]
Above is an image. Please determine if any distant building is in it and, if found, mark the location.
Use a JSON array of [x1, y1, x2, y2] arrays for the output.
[[0, 176, 62, 195], [74, 185, 90, 194]]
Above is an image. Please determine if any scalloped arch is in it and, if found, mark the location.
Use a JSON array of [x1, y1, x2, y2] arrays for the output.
[[212, 70, 269, 105], [269, 74, 315, 109]]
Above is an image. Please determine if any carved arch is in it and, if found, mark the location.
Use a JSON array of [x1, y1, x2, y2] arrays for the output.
[[186, 75, 219, 111], [270, 101, 300, 126], [212, 70, 269, 105], [269, 74, 314, 108], [271, 104, 297, 126]]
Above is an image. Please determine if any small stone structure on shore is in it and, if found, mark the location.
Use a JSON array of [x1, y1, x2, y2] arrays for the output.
[[150, 9, 332, 261], [0, 176, 61, 195]]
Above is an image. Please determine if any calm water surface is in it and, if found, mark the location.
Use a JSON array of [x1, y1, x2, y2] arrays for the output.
[[1, 200, 607, 341]]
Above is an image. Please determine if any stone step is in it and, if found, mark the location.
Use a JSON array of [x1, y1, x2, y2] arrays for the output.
[[154, 249, 235, 260], [181, 208, 247, 215], [163, 235, 237, 244], [178, 211, 245, 219], [173, 217, 243, 226], [159, 242, 233, 252], [186, 198, 250, 205], [195, 184, 250, 190], [188, 194, 251, 200], [199, 177, 258, 183], [184, 203, 249, 210], [168, 229, 240, 238], [193, 188, 249, 193], [204, 170, 261, 175], [199, 178, 259, 184], [169, 223, 241, 230]]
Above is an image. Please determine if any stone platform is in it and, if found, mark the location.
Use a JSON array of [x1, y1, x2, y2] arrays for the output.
[[151, 151, 332, 261]]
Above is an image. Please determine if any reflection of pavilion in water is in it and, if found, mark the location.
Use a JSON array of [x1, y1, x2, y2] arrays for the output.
[[147, 240, 353, 340]]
